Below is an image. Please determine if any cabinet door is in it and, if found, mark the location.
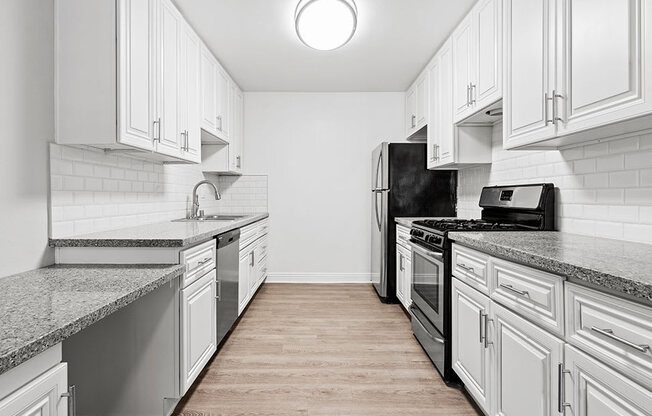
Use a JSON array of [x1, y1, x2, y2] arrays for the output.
[[117, 0, 156, 151], [452, 278, 492, 414], [492, 303, 564, 416], [156, 0, 181, 157], [453, 14, 475, 122], [238, 250, 250, 315], [475, 0, 502, 109], [230, 88, 243, 172], [557, 0, 652, 136], [428, 40, 456, 169], [415, 73, 429, 129], [503, 0, 557, 148], [396, 247, 405, 305], [200, 46, 217, 133], [565, 344, 652, 416], [216, 70, 230, 142], [405, 85, 417, 137], [0, 363, 68, 416], [180, 271, 217, 394], [427, 57, 441, 168], [179, 22, 201, 163], [404, 255, 412, 309]]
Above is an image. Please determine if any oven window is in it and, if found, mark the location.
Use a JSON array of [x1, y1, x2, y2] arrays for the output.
[[412, 252, 442, 314]]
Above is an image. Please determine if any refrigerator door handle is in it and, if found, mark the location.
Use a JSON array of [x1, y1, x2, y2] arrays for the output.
[[374, 192, 382, 231]]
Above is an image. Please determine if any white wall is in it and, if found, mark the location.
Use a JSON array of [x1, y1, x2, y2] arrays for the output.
[[0, 0, 54, 277], [459, 122, 652, 244], [244, 92, 404, 282]]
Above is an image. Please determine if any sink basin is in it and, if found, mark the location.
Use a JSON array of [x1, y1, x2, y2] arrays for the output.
[[173, 215, 247, 222]]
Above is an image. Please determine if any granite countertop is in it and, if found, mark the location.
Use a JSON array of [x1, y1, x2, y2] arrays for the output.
[[49, 213, 269, 248], [0, 263, 185, 375], [449, 231, 652, 306]]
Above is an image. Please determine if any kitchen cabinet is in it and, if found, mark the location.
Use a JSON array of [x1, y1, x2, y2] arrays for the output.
[[405, 73, 429, 139], [178, 20, 201, 163], [199, 44, 231, 144], [451, 278, 492, 414], [230, 87, 244, 173], [0, 364, 69, 416], [564, 344, 652, 416], [504, 0, 652, 149], [492, 303, 564, 416], [453, 0, 502, 123], [238, 219, 269, 315], [428, 39, 493, 170], [238, 247, 252, 315], [395, 243, 412, 311], [180, 270, 217, 395], [55, 0, 201, 163]]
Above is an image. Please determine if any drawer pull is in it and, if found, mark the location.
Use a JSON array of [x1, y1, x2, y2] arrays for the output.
[[499, 283, 529, 297], [458, 263, 475, 273], [591, 327, 650, 353], [197, 257, 212, 266]]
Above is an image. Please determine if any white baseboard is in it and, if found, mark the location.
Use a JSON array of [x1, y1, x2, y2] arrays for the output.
[[266, 272, 372, 284]]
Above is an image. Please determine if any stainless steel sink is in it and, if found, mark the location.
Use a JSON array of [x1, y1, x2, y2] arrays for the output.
[[173, 215, 247, 222]]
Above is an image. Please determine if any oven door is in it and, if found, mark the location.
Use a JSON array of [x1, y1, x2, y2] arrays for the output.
[[408, 240, 445, 334]]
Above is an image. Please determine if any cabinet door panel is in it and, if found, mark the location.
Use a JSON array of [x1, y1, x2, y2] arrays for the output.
[[558, 0, 652, 135], [453, 15, 474, 122], [0, 364, 68, 416], [118, 0, 155, 150], [217, 70, 230, 141], [200, 47, 217, 132], [179, 24, 200, 163], [238, 251, 250, 315], [503, 0, 557, 148], [437, 42, 455, 166], [157, 0, 181, 157], [416, 74, 429, 128], [493, 303, 564, 416], [427, 57, 441, 168], [452, 278, 492, 414], [181, 271, 217, 394], [565, 345, 652, 416], [405, 86, 417, 137], [475, 0, 502, 108]]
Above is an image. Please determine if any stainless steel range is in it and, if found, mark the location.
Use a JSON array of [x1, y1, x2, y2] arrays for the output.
[[408, 183, 555, 384]]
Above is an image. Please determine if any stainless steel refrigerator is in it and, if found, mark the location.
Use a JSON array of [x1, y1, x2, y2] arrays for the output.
[[371, 142, 456, 303]]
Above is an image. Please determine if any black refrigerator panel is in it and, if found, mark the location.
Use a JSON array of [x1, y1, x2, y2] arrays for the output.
[[384, 143, 457, 304]]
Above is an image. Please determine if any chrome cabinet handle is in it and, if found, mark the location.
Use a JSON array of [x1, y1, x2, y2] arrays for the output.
[[483, 313, 492, 349], [499, 283, 529, 297], [236, 155, 241, 169], [553, 90, 564, 125], [479, 310, 484, 345], [185, 130, 189, 151], [591, 327, 650, 353], [458, 263, 475, 274], [557, 363, 571, 413], [469, 83, 476, 104], [250, 251, 255, 267], [217, 115, 223, 131], [198, 257, 212, 266], [545, 92, 553, 125], [61, 385, 76, 416], [466, 84, 471, 106], [215, 280, 221, 300], [411, 114, 416, 128], [153, 118, 161, 143], [399, 254, 404, 271]]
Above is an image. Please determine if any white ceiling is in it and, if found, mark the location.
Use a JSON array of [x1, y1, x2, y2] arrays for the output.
[[174, 0, 476, 92]]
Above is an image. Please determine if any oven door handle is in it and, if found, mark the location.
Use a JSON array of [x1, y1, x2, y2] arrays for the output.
[[407, 241, 444, 261]]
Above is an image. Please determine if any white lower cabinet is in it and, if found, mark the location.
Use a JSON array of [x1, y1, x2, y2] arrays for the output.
[[395, 243, 412, 310], [0, 363, 68, 416], [238, 220, 269, 315], [564, 344, 652, 416], [452, 278, 492, 414], [180, 270, 217, 394], [493, 302, 564, 416]]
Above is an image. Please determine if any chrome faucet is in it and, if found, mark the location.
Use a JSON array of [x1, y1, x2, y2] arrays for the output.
[[191, 180, 221, 219]]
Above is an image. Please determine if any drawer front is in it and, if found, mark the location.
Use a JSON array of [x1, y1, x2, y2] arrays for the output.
[[566, 283, 652, 390], [240, 223, 258, 249], [180, 239, 216, 288], [396, 224, 411, 249], [452, 244, 490, 295], [257, 235, 269, 262], [490, 258, 565, 337]]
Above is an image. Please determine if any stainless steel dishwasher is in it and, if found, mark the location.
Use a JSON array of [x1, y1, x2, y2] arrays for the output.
[[216, 229, 240, 346]]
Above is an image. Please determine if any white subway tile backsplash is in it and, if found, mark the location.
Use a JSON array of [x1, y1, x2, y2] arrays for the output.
[[49, 144, 268, 237], [458, 123, 652, 244]]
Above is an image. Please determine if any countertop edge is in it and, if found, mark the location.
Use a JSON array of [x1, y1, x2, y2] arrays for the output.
[[48, 213, 269, 248], [0, 265, 185, 375], [449, 233, 652, 306]]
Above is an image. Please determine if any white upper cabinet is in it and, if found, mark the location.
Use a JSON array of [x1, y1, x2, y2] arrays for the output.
[[405, 72, 429, 139], [504, 0, 652, 149], [453, 0, 502, 123], [199, 46, 235, 145], [405, 84, 417, 137], [217, 69, 231, 141], [230, 88, 244, 173], [200, 46, 219, 134], [179, 20, 201, 163], [55, 0, 202, 163], [503, 0, 557, 148]]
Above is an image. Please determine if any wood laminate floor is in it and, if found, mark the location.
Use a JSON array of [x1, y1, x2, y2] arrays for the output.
[[173, 284, 481, 416]]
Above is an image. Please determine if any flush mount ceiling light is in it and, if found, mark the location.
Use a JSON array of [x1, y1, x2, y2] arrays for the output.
[[295, 0, 358, 51]]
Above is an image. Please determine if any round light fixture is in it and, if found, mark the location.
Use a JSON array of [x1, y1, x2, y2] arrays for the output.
[[295, 0, 358, 51]]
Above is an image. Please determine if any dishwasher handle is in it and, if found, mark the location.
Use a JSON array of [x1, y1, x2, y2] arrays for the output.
[[217, 229, 241, 249]]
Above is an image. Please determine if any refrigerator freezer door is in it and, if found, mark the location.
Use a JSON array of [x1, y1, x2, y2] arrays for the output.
[[371, 143, 389, 299]]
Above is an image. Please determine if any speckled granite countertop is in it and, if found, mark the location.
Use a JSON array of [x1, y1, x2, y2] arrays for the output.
[[49, 213, 269, 248], [449, 231, 652, 306], [0, 264, 184, 375]]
